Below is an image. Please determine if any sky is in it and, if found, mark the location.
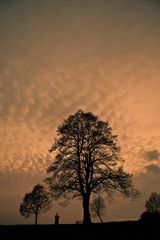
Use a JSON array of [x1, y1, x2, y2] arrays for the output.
[[0, 0, 160, 224]]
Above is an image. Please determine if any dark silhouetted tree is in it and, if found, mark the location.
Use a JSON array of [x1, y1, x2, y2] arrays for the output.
[[90, 195, 106, 223], [19, 184, 52, 225], [46, 110, 139, 224], [145, 192, 160, 213]]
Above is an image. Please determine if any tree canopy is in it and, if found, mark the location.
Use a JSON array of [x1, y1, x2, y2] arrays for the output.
[[145, 192, 160, 213], [46, 110, 138, 224]]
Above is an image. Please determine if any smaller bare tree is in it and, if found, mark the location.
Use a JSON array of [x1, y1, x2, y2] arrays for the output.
[[145, 192, 160, 213], [19, 184, 52, 225], [90, 195, 106, 223]]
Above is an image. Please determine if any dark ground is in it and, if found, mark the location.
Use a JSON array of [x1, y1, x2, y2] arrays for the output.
[[0, 221, 159, 240]]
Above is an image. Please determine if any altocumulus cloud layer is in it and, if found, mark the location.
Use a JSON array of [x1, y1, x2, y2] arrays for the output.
[[0, 0, 160, 224]]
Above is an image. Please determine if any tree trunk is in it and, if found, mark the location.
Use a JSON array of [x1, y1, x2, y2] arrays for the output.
[[82, 194, 92, 224], [35, 213, 38, 225], [98, 214, 103, 223]]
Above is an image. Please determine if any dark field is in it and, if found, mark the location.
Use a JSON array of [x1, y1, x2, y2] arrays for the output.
[[0, 221, 159, 240]]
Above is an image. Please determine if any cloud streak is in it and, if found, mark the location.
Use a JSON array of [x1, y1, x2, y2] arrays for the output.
[[144, 150, 160, 161]]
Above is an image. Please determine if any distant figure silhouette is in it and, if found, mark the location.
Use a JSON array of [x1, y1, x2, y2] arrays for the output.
[[55, 212, 60, 224]]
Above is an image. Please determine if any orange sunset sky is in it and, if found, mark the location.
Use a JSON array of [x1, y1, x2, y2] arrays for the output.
[[0, 0, 160, 224]]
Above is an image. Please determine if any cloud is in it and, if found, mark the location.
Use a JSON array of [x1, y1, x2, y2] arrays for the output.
[[144, 150, 160, 161], [145, 164, 160, 174], [134, 164, 160, 195]]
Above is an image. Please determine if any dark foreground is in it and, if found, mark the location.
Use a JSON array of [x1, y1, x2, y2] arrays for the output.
[[0, 221, 160, 240]]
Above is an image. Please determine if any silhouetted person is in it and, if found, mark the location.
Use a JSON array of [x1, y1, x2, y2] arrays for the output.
[[55, 212, 60, 225]]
